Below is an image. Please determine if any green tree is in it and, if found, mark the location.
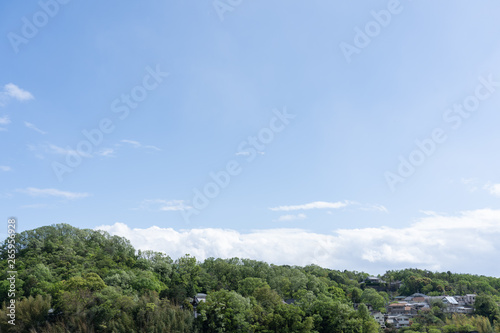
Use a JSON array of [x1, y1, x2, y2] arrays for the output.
[[475, 294, 500, 324], [238, 277, 269, 297], [351, 287, 362, 304], [196, 289, 253, 332], [0, 295, 51, 333], [360, 288, 386, 312]]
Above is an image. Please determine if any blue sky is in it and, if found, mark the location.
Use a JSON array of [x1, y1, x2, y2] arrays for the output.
[[2, 0, 500, 276]]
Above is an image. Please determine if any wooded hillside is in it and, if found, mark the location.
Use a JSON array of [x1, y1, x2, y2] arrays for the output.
[[1, 224, 499, 332]]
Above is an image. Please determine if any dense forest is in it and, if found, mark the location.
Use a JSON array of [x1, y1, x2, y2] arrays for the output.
[[0, 224, 499, 332]]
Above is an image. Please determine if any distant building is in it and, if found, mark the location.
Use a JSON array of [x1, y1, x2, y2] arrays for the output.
[[456, 306, 474, 314], [405, 293, 428, 303], [465, 294, 476, 305], [443, 296, 459, 306], [363, 276, 386, 284], [191, 293, 207, 319], [193, 293, 207, 305], [425, 295, 475, 314], [386, 315, 410, 328], [387, 302, 417, 316], [371, 312, 385, 329]]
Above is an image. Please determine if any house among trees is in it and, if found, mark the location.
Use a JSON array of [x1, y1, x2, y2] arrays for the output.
[[404, 292, 428, 303], [378, 293, 478, 328], [387, 302, 418, 316], [363, 276, 386, 284], [190, 293, 207, 318], [386, 315, 411, 329], [371, 312, 385, 329], [427, 294, 476, 314]]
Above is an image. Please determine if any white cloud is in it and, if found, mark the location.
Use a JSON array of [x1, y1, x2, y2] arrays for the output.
[[461, 178, 480, 192], [30, 143, 92, 158], [46, 144, 79, 156], [235, 151, 265, 156], [270, 201, 388, 214], [419, 210, 440, 216], [96, 140, 161, 158], [137, 199, 192, 211], [270, 201, 351, 211], [20, 203, 49, 209], [4, 83, 34, 101], [484, 183, 500, 197], [18, 187, 90, 200], [0, 83, 34, 106], [121, 139, 161, 151], [0, 115, 11, 125], [276, 213, 307, 222], [358, 204, 388, 213], [461, 178, 478, 185], [24, 121, 47, 134], [96, 148, 116, 157], [121, 139, 141, 147], [235, 151, 250, 156], [97, 208, 500, 276], [0, 165, 11, 172]]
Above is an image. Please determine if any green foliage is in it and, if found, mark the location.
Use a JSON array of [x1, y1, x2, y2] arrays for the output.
[[196, 289, 252, 332], [360, 288, 386, 312], [0, 295, 52, 332], [238, 277, 269, 297], [384, 268, 500, 298], [475, 294, 500, 324], [2, 224, 500, 332]]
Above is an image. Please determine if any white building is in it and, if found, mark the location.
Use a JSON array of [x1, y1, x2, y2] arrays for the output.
[[371, 312, 385, 329], [386, 315, 410, 328], [465, 294, 476, 305]]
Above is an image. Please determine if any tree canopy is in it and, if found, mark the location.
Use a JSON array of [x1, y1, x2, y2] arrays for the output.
[[1, 224, 499, 332]]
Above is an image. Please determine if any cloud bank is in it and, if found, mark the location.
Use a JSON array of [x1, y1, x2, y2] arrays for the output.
[[97, 208, 500, 276]]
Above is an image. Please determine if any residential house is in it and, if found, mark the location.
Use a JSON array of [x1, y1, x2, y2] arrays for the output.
[[191, 293, 207, 319], [456, 306, 474, 314], [451, 294, 476, 307], [387, 302, 417, 316], [388, 302, 407, 315], [442, 296, 459, 313], [386, 315, 411, 328], [193, 293, 207, 304], [465, 294, 476, 305], [363, 276, 386, 284], [371, 312, 385, 329], [411, 302, 430, 313]]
